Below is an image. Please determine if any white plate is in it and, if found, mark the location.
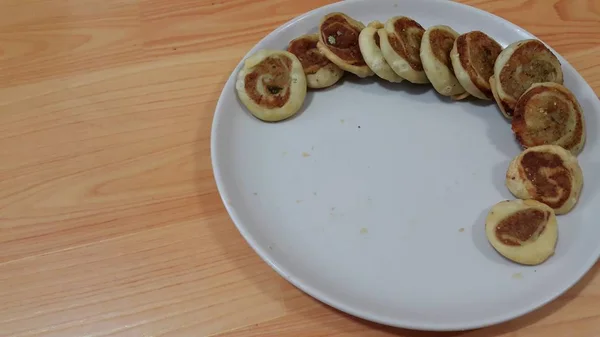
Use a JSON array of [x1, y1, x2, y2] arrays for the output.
[[211, 0, 600, 331]]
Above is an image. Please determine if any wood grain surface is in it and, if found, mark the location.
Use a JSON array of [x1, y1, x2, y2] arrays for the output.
[[0, 0, 598, 336]]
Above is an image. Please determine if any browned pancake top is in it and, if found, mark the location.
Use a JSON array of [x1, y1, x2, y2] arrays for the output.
[[495, 208, 548, 246], [287, 35, 331, 74], [387, 17, 425, 71], [519, 151, 572, 209], [456, 31, 502, 98], [512, 85, 583, 152], [499, 40, 562, 110], [428, 28, 456, 69], [244, 55, 292, 109], [320, 14, 366, 66]]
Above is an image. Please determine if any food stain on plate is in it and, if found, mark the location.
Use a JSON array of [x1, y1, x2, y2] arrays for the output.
[[512, 272, 524, 280], [360, 227, 369, 234], [302, 152, 311, 157]]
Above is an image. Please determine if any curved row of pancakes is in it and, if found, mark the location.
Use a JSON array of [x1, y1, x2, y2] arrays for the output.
[[233, 13, 588, 266], [314, 13, 505, 99], [236, 13, 585, 150]]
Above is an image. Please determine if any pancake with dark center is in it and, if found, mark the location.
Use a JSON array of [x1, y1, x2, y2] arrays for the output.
[[485, 199, 557, 265], [491, 39, 563, 119], [236, 49, 307, 122], [379, 16, 429, 83], [287, 33, 344, 89], [420, 25, 467, 97], [506, 145, 583, 214], [512, 82, 586, 155], [450, 31, 502, 99], [358, 21, 404, 83], [317, 12, 373, 78]]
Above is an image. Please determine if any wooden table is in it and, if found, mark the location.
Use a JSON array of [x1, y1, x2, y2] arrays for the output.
[[1, 0, 598, 336]]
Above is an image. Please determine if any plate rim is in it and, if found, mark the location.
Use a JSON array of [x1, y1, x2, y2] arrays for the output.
[[210, 0, 600, 331]]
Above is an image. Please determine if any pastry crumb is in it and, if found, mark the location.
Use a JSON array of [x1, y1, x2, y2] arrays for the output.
[[512, 272, 524, 280], [459, 228, 465, 232], [360, 228, 368, 234], [302, 152, 311, 157]]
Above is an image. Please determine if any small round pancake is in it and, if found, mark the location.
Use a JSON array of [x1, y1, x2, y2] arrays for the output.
[[485, 199, 557, 266], [235, 49, 307, 122], [317, 12, 373, 78], [512, 82, 586, 155], [379, 16, 429, 84], [358, 21, 404, 83], [491, 39, 563, 119], [450, 31, 502, 100], [506, 145, 583, 215], [287, 33, 344, 89], [420, 25, 466, 97]]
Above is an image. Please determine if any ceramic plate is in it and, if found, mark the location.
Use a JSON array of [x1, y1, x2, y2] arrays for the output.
[[211, 0, 600, 331]]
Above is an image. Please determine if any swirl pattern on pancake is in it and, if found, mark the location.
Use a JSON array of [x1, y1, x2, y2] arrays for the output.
[[485, 199, 557, 265], [287, 33, 344, 89], [317, 12, 373, 78], [358, 21, 404, 83], [379, 16, 429, 83], [235, 49, 307, 122], [490, 39, 563, 119], [450, 31, 502, 99], [506, 145, 583, 215], [512, 82, 586, 155], [420, 25, 467, 97]]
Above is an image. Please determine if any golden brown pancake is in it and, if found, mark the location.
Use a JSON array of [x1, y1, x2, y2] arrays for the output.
[[287, 33, 344, 89], [491, 39, 563, 119], [506, 145, 583, 215], [317, 12, 373, 78], [420, 25, 466, 97], [450, 31, 502, 99], [485, 199, 557, 265], [379, 16, 429, 83], [512, 82, 586, 155], [358, 21, 404, 83], [235, 49, 307, 122]]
